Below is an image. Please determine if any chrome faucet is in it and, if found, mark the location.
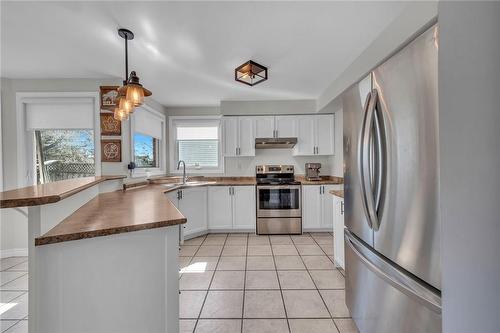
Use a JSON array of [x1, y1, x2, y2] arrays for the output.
[[177, 160, 187, 184]]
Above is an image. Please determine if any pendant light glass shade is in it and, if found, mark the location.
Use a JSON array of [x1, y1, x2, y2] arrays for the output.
[[114, 108, 128, 121], [118, 96, 134, 114], [125, 83, 145, 106]]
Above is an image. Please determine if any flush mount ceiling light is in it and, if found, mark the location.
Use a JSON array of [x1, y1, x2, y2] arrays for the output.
[[114, 28, 152, 121], [235, 60, 268, 86]]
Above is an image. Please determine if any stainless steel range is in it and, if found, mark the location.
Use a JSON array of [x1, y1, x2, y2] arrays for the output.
[[256, 165, 302, 235]]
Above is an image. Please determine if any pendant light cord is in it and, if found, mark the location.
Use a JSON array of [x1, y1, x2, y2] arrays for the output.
[[124, 36, 128, 83]]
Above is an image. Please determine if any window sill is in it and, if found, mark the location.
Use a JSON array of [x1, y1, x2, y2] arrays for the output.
[[131, 168, 166, 179]]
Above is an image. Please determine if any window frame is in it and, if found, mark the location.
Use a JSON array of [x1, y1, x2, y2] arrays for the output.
[[130, 105, 166, 178], [168, 116, 223, 174]]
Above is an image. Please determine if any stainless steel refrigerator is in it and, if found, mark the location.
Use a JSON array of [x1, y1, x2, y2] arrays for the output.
[[342, 25, 441, 333]]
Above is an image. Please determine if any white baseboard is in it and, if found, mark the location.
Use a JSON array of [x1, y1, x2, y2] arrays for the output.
[[0, 248, 28, 259]]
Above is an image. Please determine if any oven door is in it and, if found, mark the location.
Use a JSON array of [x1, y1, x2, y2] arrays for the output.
[[257, 185, 301, 218]]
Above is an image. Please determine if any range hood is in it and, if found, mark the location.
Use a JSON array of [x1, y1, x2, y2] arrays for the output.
[[255, 137, 297, 149]]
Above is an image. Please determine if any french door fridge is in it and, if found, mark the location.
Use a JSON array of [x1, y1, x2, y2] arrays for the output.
[[342, 24, 442, 333]]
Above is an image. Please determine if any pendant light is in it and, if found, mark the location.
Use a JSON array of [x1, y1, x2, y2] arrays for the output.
[[114, 28, 152, 121]]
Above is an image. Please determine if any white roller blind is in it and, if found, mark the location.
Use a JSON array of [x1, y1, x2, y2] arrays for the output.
[[26, 98, 94, 130], [134, 109, 163, 139]]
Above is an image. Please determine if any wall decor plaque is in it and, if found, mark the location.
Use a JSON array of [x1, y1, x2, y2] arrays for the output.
[[100, 113, 121, 136], [101, 139, 122, 162], [100, 86, 119, 110]]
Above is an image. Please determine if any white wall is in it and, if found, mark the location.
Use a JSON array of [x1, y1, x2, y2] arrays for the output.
[[439, 2, 500, 332], [0, 78, 166, 256]]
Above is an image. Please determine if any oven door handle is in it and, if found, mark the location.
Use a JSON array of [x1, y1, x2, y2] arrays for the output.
[[257, 185, 301, 190]]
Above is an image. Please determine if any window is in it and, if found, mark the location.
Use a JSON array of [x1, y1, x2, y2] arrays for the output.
[[133, 133, 158, 168], [35, 129, 95, 184], [169, 117, 222, 173], [131, 106, 166, 176]]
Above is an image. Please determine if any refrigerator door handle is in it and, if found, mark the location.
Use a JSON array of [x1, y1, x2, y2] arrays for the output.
[[360, 91, 379, 229], [345, 229, 442, 314], [358, 92, 373, 229], [371, 89, 386, 231]]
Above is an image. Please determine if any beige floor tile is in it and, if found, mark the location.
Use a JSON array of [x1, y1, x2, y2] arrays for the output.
[[180, 319, 197, 333], [180, 290, 207, 318], [188, 257, 219, 271], [180, 246, 199, 257], [272, 244, 299, 256], [5, 262, 28, 272], [221, 245, 247, 257], [334, 319, 359, 333], [184, 236, 206, 246], [248, 236, 270, 245], [180, 271, 214, 290], [195, 319, 241, 333], [203, 236, 227, 245], [196, 246, 223, 257], [247, 245, 272, 256], [282, 290, 330, 318], [313, 236, 334, 245], [289, 319, 339, 333], [269, 235, 293, 245], [0, 258, 27, 272], [291, 235, 315, 244], [0, 292, 28, 320], [243, 319, 289, 333], [0, 320, 19, 332], [309, 270, 345, 289], [3, 320, 27, 333], [246, 256, 275, 270], [225, 237, 248, 245], [0, 275, 28, 291], [245, 271, 279, 289], [0, 273, 26, 287], [206, 233, 228, 238], [200, 291, 243, 318], [211, 271, 245, 290], [0, 291, 25, 304], [274, 256, 306, 270], [319, 243, 334, 255], [319, 290, 350, 317], [217, 257, 246, 271], [302, 256, 335, 270], [296, 244, 324, 255], [277, 271, 316, 290], [228, 233, 249, 237], [179, 257, 192, 272], [243, 290, 286, 318]]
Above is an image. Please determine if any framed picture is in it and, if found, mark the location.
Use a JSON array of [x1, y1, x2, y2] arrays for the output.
[[101, 139, 122, 162], [100, 113, 121, 136], [100, 86, 119, 110]]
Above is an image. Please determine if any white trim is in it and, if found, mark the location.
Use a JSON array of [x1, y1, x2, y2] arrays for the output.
[[0, 93, 3, 191], [0, 248, 28, 259], [130, 103, 166, 178], [16, 92, 101, 186], [168, 115, 223, 174]]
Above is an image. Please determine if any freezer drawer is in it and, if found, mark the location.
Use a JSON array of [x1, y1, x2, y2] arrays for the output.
[[345, 230, 441, 333]]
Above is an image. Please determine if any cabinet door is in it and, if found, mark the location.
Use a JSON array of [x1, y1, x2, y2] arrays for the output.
[[232, 186, 256, 230], [321, 185, 335, 229], [223, 117, 238, 157], [166, 190, 179, 208], [333, 197, 345, 269], [315, 114, 335, 155], [254, 116, 275, 138], [294, 116, 315, 156], [179, 187, 208, 236], [275, 116, 297, 138], [208, 186, 233, 230], [238, 117, 255, 156], [302, 185, 322, 230]]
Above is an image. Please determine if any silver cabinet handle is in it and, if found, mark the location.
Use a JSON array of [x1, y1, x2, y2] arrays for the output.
[[341, 201, 344, 215]]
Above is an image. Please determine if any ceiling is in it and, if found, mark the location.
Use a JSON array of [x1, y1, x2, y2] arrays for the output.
[[1, 1, 407, 106]]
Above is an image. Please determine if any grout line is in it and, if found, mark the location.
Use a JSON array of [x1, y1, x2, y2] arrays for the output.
[[269, 236, 292, 333], [240, 233, 249, 333]]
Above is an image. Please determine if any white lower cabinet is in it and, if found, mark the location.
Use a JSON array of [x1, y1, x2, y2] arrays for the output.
[[168, 187, 208, 237], [333, 195, 345, 269], [302, 185, 335, 231], [208, 186, 256, 231]]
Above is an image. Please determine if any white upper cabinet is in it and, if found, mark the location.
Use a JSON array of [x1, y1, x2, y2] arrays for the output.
[[223, 117, 255, 157], [316, 114, 335, 155], [254, 116, 275, 138], [294, 114, 335, 156], [238, 117, 256, 156], [275, 116, 297, 138], [294, 116, 316, 155]]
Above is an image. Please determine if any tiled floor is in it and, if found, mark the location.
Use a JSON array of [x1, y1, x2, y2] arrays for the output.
[[179, 233, 358, 333], [0, 257, 28, 333]]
